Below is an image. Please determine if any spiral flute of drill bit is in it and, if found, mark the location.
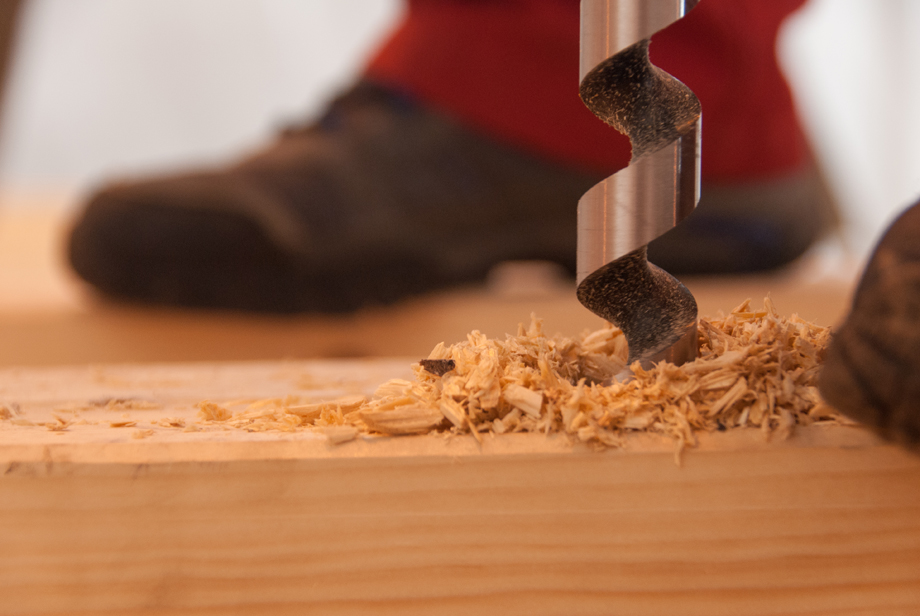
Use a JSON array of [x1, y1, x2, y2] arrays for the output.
[[576, 0, 702, 368]]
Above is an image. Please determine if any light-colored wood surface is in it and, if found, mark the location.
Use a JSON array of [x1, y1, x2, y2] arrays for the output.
[[2, 197, 907, 614], [0, 202, 860, 365], [2, 360, 920, 616]]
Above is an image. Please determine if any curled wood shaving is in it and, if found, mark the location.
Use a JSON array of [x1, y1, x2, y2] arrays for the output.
[[192, 395, 368, 433], [196, 401, 231, 422], [503, 384, 544, 418], [90, 398, 161, 411], [108, 420, 137, 428], [186, 298, 846, 450], [341, 298, 847, 448], [361, 405, 444, 435], [321, 426, 359, 444], [0, 403, 22, 420], [155, 417, 186, 428], [44, 414, 72, 432]]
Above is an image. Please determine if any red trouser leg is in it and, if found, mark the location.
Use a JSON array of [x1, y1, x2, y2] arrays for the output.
[[365, 0, 809, 181]]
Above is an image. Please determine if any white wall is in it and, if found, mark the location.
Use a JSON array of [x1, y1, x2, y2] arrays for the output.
[[780, 0, 920, 256], [0, 0, 402, 187], [1, 0, 919, 260]]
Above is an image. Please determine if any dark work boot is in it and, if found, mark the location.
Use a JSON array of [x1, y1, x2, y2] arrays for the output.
[[68, 80, 831, 313], [819, 200, 920, 449], [68, 81, 602, 313]]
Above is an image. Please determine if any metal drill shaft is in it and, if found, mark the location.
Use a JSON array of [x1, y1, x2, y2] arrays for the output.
[[576, 0, 702, 368]]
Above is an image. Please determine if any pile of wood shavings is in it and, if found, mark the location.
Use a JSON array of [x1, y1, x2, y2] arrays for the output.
[[196, 298, 851, 450]]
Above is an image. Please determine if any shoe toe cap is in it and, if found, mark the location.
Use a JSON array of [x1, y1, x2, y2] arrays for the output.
[[68, 175, 304, 311]]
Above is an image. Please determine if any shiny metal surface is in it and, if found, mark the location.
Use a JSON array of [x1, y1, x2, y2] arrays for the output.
[[576, 123, 699, 282], [576, 0, 702, 369], [579, 0, 698, 81]]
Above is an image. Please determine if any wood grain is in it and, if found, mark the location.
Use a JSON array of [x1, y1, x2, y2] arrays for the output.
[[1, 360, 919, 615]]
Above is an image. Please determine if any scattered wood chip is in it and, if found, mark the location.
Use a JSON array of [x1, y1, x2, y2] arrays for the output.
[[419, 359, 455, 377], [196, 401, 231, 422], [360, 406, 445, 435], [21, 299, 834, 450], [132, 429, 155, 439], [44, 414, 72, 432], [155, 417, 186, 428], [90, 398, 161, 411], [503, 383, 544, 418], [322, 426, 359, 444], [439, 398, 467, 429], [330, 301, 840, 448], [108, 420, 137, 428]]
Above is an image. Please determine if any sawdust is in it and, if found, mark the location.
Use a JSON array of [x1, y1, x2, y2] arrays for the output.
[[1, 298, 843, 449], [196, 401, 232, 422], [0, 403, 22, 421], [155, 417, 186, 429], [45, 415, 72, 432], [189, 395, 366, 433], [191, 298, 848, 450], [0, 410, 74, 432], [89, 398, 161, 411], [108, 420, 137, 428]]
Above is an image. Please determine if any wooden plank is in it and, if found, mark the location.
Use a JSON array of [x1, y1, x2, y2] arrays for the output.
[[1, 360, 919, 615], [3, 433, 920, 615]]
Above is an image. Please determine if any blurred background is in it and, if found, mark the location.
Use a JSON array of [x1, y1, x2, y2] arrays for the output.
[[0, 0, 403, 201], [0, 0, 917, 365], [1, 0, 918, 253]]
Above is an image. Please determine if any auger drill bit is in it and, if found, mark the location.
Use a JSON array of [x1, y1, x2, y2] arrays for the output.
[[576, 0, 702, 369]]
